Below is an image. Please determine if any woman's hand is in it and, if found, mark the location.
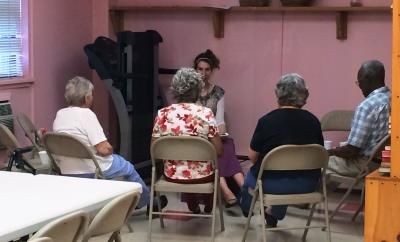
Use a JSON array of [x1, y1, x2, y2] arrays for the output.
[[218, 124, 227, 134], [210, 135, 224, 156], [95, 141, 113, 157]]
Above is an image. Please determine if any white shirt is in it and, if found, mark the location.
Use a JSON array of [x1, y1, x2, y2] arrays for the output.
[[53, 107, 113, 174]]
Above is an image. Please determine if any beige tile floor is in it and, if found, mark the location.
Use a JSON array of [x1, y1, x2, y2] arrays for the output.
[[90, 188, 364, 242]]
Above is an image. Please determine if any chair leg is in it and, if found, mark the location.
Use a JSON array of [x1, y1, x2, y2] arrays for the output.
[[126, 222, 134, 233], [324, 197, 332, 242], [329, 179, 360, 221], [218, 185, 225, 231], [156, 192, 165, 228], [211, 186, 219, 242], [241, 190, 258, 242], [147, 172, 156, 242], [301, 203, 316, 242], [258, 187, 267, 242], [352, 187, 365, 221]]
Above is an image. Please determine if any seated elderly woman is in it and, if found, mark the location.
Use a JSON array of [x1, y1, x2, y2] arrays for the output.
[[53, 76, 165, 210], [240, 73, 324, 227], [152, 68, 223, 214]]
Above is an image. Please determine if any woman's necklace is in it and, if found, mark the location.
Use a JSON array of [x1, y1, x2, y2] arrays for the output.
[[201, 83, 214, 98]]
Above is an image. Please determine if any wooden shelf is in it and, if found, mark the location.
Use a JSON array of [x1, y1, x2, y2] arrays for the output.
[[109, 5, 392, 40]]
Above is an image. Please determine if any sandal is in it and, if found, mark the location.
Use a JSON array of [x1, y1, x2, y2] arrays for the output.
[[225, 198, 238, 208]]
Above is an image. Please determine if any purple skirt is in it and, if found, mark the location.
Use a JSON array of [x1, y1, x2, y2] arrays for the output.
[[219, 137, 243, 177]]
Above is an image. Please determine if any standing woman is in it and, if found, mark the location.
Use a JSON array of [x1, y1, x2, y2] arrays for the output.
[[194, 49, 244, 207]]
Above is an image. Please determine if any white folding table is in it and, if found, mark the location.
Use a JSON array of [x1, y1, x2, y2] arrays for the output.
[[0, 171, 142, 241]]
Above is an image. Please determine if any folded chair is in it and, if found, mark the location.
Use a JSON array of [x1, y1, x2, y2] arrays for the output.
[[0, 123, 44, 174], [241, 144, 330, 242], [328, 134, 390, 221], [29, 211, 88, 242], [42, 132, 104, 178], [17, 113, 45, 152], [148, 136, 225, 242], [82, 191, 140, 242]]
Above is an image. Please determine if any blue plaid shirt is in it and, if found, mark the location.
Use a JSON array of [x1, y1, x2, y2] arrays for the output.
[[348, 86, 391, 156]]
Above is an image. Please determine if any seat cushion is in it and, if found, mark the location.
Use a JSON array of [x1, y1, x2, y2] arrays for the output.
[[155, 176, 214, 193]]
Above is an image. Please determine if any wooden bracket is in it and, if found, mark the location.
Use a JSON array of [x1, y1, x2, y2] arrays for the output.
[[109, 10, 124, 35], [336, 11, 348, 40], [213, 10, 225, 38]]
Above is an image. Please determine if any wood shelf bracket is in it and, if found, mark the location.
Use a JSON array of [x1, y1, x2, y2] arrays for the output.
[[213, 10, 225, 38], [110, 10, 124, 35], [336, 11, 348, 40]]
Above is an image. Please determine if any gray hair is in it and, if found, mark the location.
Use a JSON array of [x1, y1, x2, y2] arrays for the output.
[[275, 73, 309, 108], [65, 76, 94, 106], [171, 68, 203, 103]]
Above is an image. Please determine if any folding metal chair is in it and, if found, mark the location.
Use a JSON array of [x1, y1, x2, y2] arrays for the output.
[[328, 134, 390, 221], [17, 113, 45, 152], [148, 136, 225, 242], [82, 191, 140, 242], [42, 132, 104, 178], [241, 144, 331, 242], [0, 123, 44, 174], [29, 211, 88, 242]]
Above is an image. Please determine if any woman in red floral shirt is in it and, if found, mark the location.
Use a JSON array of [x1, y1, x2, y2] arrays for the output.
[[152, 68, 223, 213]]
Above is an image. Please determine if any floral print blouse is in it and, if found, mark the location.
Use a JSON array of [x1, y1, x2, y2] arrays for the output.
[[152, 103, 219, 182]]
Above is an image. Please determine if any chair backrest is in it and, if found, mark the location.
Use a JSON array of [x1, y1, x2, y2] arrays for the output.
[[42, 132, 103, 178], [259, 144, 328, 179], [17, 113, 43, 150], [366, 134, 391, 165], [150, 136, 218, 170], [82, 191, 140, 240], [30, 211, 88, 242], [28, 237, 53, 242], [320, 110, 354, 131], [0, 123, 20, 153]]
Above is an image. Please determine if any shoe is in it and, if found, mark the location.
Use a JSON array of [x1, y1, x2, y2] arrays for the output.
[[265, 213, 278, 228], [204, 205, 213, 214], [225, 198, 238, 208], [190, 205, 201, 214], [146, 195, 168, 217]]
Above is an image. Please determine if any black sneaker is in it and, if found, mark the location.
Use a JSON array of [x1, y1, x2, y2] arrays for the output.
[[265, 213, 278, 228]]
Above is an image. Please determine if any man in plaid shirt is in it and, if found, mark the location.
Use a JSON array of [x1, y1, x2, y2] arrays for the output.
[[327, 60, 391, 176]]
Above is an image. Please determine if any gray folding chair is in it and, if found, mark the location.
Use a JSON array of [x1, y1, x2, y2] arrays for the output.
[[148, 136, 225, 242], [29, 211, 88, 242], [320, 110, 389, 221], [320, 110, 354, 131], [82, 191, 140, 242], [42, 132, 104, 178], [17, 113, 45, 152], [42, 132, 134, 232], [328, 134, 390, 221], [241, 144, 331, 242], [0, 123, 47, 174]]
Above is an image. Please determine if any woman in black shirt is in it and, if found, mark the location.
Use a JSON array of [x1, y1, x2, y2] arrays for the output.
[[240, 73, 324, 227]]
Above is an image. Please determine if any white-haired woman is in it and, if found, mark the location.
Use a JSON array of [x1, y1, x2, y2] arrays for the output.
[[240, 73, 324, 227], [53, 76, 165, 210], [152, 68, 223, 214]]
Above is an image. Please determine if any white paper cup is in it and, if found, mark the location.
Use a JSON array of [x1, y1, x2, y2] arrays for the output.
[[339, 142, 348, 147], [38, 151, 50, 165], [324, 140, 332, 150]]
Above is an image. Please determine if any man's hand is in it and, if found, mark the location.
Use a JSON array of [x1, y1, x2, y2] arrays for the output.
[[328, 144, 361, 159]]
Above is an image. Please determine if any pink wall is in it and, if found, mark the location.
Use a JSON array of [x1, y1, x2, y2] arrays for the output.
[[119, 0, 392, 153], [0, 0, 93, 148]]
